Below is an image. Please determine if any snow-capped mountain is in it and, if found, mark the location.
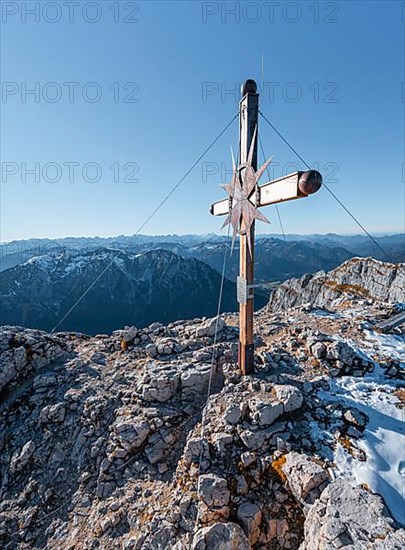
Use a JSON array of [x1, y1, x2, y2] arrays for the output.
[[183, 237, 354, 283], [0, 248, 253, 334], [2, 234, 403, 280]]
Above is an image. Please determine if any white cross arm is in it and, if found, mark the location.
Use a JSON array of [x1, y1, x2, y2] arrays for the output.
[[210, 170, 322, 216]]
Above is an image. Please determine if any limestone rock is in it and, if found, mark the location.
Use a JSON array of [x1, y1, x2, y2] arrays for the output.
[[39, 403, 66, 424], [282, 452, 329, 506], [311, 341, 326, 359], [343, 408, 368, 428], [192, 522, 250, 550], [300, 479, 403, 549], [145, 343, 157, 357], [144, 431, 172, 464], [249, 397, 283, 426], [224, 403, 244, 425], [326, 340, 357, 365], [183, 437, 209, 466], [142, 372, 180, 402], [122, 326, 138, 344], [268, 257, 405, 311], [198, 474, 230, 522], [195, 317, 225, 338], [273, 384, 303, 413], [181, 365, 211, 395], [156, 337, 177, 355], [237, 502, 262, 544], [373, 529, 405, 549], [10, 440, 35, 472], [113, 419, 150, 452]]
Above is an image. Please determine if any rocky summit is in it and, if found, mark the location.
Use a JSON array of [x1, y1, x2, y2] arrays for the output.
[[0, 258, 404, 549], [268, 257, 405, 311]]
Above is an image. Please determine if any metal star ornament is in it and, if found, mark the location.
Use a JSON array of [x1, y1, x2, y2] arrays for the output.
[[221, 127, 273, 254]]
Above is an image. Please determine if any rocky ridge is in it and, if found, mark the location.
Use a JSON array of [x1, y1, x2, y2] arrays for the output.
[[268, 257, 405, 311], [0, 285, 404, 548]]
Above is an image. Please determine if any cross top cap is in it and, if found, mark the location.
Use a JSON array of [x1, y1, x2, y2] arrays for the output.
[[241, 79, 257, 96], [298, 170, 323, 195]]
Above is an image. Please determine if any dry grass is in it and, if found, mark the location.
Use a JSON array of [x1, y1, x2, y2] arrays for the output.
[[338, 436, 357, 457], [324, 280, 371, 298], [394, 388, 405, 409], [271, 455, 287, 482], [120, 339, 129, 351]]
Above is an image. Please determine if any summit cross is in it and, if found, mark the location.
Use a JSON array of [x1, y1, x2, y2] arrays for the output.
[[210, 79, 323, 375]]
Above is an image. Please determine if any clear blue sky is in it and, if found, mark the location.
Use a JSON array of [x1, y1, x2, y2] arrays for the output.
[[1, 0, 404, 241]]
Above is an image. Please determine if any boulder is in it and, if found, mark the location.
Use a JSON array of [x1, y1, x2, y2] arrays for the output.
[[144, 432, 173, 465], [122, 327, 138, 343], [183, 437, 209, 466], [239, 422, 286, 451], [192, 522, 250, 550], [224, 403, 244, 425], [311, 342, 326, 359], [198, 474, 230, 522], [156, 337, 177, 355], [273, 384, 303, 413], [39, 403, 66, 424], [145, 344, 157, 358], [142, 373, 180, 402], [327, 341, 357, 365], [10, 440, 35, 472], [181, 365, 211, 395], [249, 398, 283, 427], [343, 408, 368, 429], [195, 317, 225, 338], [300, 479, 404, 549], [237, 502, 262, 544], [282, 452, 329, 506], [113, 419, 150, 452]]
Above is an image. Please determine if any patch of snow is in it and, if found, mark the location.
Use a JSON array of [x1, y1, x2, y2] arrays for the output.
[[24, 255, 57, 270], [309, 420, 334, 461], [339, 306, 369, 319], [309, 308, 340, 319], [318, 354, 405, 525], [62, 257, 90, 275], [113, 256, 125, 268], [363, 329, 405, 362]]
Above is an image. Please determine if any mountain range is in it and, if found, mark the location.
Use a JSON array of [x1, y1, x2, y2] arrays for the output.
[[0, 248, 253, 334], [0, 233, 403, 334]]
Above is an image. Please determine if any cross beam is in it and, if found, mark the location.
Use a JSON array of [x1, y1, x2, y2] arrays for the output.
[[210, 170, 320, 217], [210, 78, 322, 376]]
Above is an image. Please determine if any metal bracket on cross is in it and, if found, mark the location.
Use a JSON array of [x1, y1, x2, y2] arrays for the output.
[[210, 78, 323, 376], [236, 276, 254, 305]]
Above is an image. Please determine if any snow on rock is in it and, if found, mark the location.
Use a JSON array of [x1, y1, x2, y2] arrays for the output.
[[316, 325, 405, 526], [329, 372, 405, 526]]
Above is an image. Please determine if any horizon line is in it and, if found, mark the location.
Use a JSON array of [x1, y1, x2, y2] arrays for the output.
[[1, 230, 404, 246]]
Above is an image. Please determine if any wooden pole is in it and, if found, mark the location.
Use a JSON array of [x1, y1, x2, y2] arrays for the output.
[[238, 80, 259, 375]]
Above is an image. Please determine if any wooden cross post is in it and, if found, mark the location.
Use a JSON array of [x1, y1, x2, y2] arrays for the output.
[[238, 81, 258, 375], [210, 78, 323, 376]]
